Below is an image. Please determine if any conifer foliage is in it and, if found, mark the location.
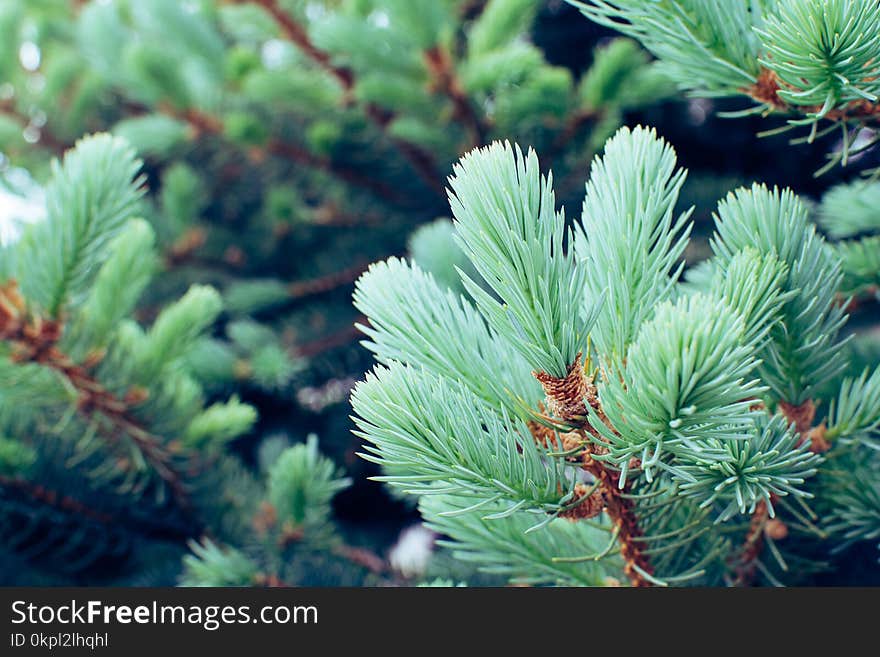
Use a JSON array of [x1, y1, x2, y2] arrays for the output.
[[0, 1, 674, 585], [568, 1, 880, 310], [0, 131, 385, 585], [352, 124, 880, 586], [1, 0, 879, 587], [571, 0, 880, 172]]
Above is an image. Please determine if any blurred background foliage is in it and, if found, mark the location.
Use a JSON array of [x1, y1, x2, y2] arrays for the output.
[[0, 0, 878, 585]]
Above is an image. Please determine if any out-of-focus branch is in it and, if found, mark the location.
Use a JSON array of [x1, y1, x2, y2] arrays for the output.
[[424, 45, 487, 148], [236, 0, 447, 198], [0, 282, 194, 515]]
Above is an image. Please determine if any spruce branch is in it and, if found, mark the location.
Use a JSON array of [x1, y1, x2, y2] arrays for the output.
[[575, 125, 692, 364], [448, 141, 594, 378], [17, 134, 145, 317], [124, 100, 403, 201], [744, 68, 880, 125], [352, 126, 846, 586], [244, 0, 354, 91], [421, 494, 614, 586], [232, 0, 445, 197], [0, 473, 115, 527], [352, 362, 578, 517], [826, 365, 880, 448], [424, 45, 487, 148], [755, 0, 880, 121], [571, 0, 880, 170], [353, 258, 539, 414], [818, 181, 880, 239], [711, 184, 849, 404], [0, 99, 69, 158], [0, 282, 194, 515]]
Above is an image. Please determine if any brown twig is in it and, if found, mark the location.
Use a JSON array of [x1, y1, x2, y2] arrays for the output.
[[310, 204, 383, 228], [247, 0, 354, 91], [730, 498, 771, 587], [0, 474, 115, 525], [164, 227, 209, 267], [532, 355, 654, 587], [332, 544, 388, 574], [424, 45, 487, 148], [581, 449, 654, 586], [287, 263, 369, 300], [0, 99, 69, 158], [294, 323, 364, 359]]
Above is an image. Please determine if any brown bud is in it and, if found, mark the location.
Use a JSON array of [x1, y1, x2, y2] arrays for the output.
[[534, 353, 590, 422], [252, 501, 278, 536], [764, 518, 789, 541], [778, 399, 816, 436], [805, 423, 831, 454], [560, 483, 606, 520], [123, 385, 150, 406]]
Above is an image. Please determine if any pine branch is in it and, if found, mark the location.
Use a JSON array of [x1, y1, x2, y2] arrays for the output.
[[0, 99, 69, 158], [424, 45, 487, 148], [533, 356, 654, 587], [745, 68, 880, 125], [237, 0, 446, 198], [287, 263, 369, 301], [246, 0, 355, 91], [0, 474, 114, 526], [0, 282, 195, 515]]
